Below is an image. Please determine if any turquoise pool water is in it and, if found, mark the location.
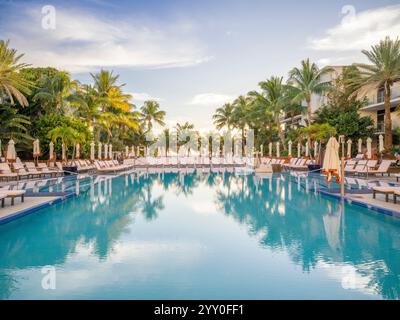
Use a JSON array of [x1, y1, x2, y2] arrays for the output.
[[0, 171, 399, 299]]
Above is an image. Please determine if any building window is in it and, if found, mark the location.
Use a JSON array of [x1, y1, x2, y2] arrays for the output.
[[377, 87, 385, 103]]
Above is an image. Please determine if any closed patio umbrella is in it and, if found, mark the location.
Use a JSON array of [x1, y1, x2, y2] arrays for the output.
[[33, 139, 40, 157], [322, 137, 340, 184], [0, 139, 2, 157], [137, 146, 140, 157], [131, 146, 135, 157], [347, 139, 352, 158], [125, 146, 129, 158], [61, 143, 66, 161], [314, 141, 319, 158], [49, 141, 54, 161], [268, 142, 272, 158], [6, 139, 16, 162], [98, 142, 102, 159], [305, 141, 309, 157], [358, 138, 362, 154], [379, 135, 384, 153], [90, 141, 95, 161], [366, 138, 372, 159], [276, 142, 280, 158], [109, 144, 112, 159], [288, 140, 292, 157], [297, 143, 301, 158], [104, 144, 108, 159], [260, 145, 264, 157], [75, 143, 80, 159]]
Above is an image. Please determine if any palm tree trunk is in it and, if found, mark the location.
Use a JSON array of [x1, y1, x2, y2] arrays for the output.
[[306, 98, 312, 125], [241, 127, 245, 157], [277, 120, 286, 151], [384, 83, 393, 150]]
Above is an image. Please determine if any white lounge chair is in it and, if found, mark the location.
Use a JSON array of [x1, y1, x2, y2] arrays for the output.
[[0, 163, 19, 181], [0, 186, 26, 206]]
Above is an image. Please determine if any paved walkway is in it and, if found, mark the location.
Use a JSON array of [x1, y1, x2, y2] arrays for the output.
[[0, 196, 59, 221]]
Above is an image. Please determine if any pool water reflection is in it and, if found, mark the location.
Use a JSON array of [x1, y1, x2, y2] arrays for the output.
[[0, 171, 399, 299]]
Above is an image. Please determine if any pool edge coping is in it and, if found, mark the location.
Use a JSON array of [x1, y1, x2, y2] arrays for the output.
[[0, 193, 76, 225]]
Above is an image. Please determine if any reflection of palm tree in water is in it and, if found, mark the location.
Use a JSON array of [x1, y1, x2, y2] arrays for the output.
[[214, 173, 400, 299], [139, 183, 164, 221]]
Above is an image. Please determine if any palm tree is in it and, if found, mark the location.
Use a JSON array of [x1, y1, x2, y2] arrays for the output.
[[0, 104, 32, 146], [249, 77, 287, 145], [140, 100, 166, 131], [48, 126, 82, 161], [288, 58, 333, 124], [175, 122, 196, 148], [348, 37, 400, 149], [232, 95, 253, 155], [0, 40, 32, 106], [33, 71, 76, 113], [91, 69, 120, 98], [213, 103, 235, 131], [69, 84, 100, 133]]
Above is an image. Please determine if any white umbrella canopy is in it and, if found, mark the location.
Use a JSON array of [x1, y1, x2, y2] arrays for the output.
[[288, 140, 292, 157], [6, 139, 16, 161], [347, 139, 352, 158], [98, 142, 102, 159], [358, 138, 362, 154], [305, 142, 309, 157], [276, 142, 280, 158], [109, 144, 113, 159], [61, 143, 66, 161], [367, 138, 372, 159], [379, 135, 384, 153], [322, 137, 340, 183], [104, 144, 108, 159], [75, 143, 80, 159], [90, 141, 95, 161], [314, 141, 319, 158], [268, 142, 272, 157], [297, 143, 301, 158], [49, 141, 54, 161], [33, 139, 40, 156]]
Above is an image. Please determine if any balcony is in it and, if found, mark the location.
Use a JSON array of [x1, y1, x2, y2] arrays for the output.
[[361, 94, 400, 112]]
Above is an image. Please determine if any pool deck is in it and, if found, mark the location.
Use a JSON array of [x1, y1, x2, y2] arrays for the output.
[[0, 193, 74, 225]]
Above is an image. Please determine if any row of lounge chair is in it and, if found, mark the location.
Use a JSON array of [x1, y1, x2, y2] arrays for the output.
[[282, 158, 315, 171], [344, 159, 393, 176], [0, 162, 64, 181], [124, 156, 251, 168], [94, 160, 133, 173]]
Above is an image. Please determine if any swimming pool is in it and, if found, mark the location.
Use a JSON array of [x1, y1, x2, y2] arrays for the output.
[[0, 171, 399, 299]]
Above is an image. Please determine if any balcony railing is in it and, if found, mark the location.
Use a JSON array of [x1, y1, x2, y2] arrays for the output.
[[367, 94, 400, 106]]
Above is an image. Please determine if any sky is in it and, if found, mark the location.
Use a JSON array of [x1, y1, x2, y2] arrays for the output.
[[1, 0, 400, 132]]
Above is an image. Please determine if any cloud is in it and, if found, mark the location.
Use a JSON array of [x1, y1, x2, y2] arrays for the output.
[[2, 5, 211, 73], [309, 5, 400, 52], [129, 92, 163, 102], [190, 93, 235, 107]]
